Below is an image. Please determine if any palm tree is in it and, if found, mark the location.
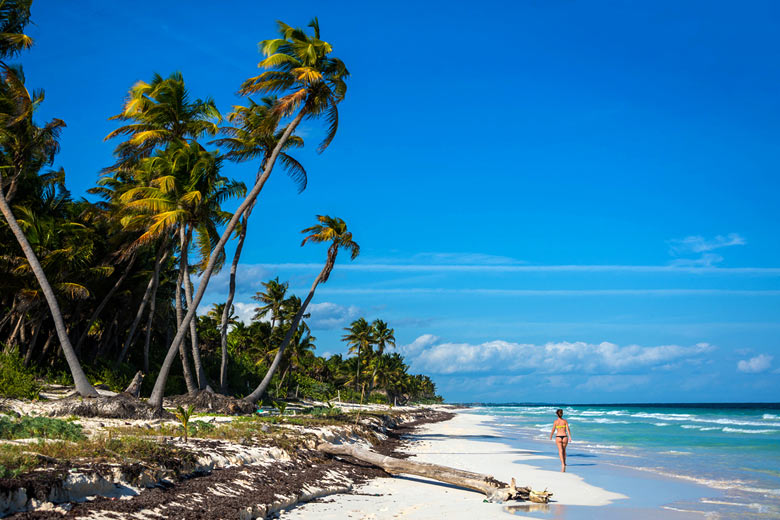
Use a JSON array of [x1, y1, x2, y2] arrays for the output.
[[149, 19, 349, 408], [342, 318, 374, 392], [252, 277, 288, 328], [212, 97, 305, 393], [105, 72, 220, 164], [369, 319, 395, 393], [119, 142, 244, 390], [0, 8, 97, 396], [0, 1, 32, 61], [242, 215, 359, 404]]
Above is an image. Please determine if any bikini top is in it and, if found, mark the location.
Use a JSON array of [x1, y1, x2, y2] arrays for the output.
[[555, 424, 567, 429]]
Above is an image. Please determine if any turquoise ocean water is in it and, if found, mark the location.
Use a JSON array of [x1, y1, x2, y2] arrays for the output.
[[467, 403, 780, 518]]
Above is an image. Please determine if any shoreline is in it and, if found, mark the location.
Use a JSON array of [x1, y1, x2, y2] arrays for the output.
[[281, 410, 710, 519]]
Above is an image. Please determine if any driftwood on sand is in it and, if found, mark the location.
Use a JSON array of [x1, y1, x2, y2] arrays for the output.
[[317, 442, 553, 503], [123, 371, 144, 397]]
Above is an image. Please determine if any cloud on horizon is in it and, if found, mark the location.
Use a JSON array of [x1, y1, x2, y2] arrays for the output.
[[737, 354, 773, 373], [399, 336, 716, 376]]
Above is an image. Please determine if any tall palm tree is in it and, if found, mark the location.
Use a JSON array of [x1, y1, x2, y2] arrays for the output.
[[342, 318, 374, 392], [120, 142, 244, 390], [369, 319, 394, 393], [0, 7, 97, 395], [149, 19, 349, 408], [212, 97, 305, 393], [242, 215, 359, 404]]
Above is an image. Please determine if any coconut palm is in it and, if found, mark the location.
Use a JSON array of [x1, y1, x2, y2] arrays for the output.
[[119, 142, 244, 390], [149, 19, 349, 408], [242, 215, 359, 404], [0, 1, 32, 61], [368, 319, 395, 393], [212, 97, 305, 392], [105, 72, 220, 164], [342, 318, 374, 392], [252, 277, 288, 329]]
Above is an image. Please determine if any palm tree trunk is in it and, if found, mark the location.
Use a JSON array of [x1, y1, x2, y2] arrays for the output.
[[356, 345, 361, 392], [175, 242, 198, 396], [181, 226, 209, 391], [0, 180, 98, 397], [142, 257, 163, 374], [21, 317, 41, 364], [76, 253, 137, 354], [244, 257, 331, 404], [116, 245, 169, 365], [149, 110, 306, 408], [7, 314, 23, 349], [219, 205, 252, 393]]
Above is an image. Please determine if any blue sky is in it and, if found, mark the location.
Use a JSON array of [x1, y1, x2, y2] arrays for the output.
[[24, 0, 780, 402]]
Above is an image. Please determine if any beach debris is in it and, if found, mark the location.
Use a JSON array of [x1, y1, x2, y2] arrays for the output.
[[123, 371, 144, 397], [317, 442, 553, 503], [45, 393, 172, 420]]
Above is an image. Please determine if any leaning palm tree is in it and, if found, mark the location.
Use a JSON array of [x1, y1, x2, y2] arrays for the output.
[[212, 97, 305, 392], [242, 215, 359, 404], [0, 24, 97, 396], [342, 318, 374, 392], [149, 18, 349, 408]]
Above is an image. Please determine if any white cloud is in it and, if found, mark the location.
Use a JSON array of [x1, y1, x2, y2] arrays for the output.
[[400, 337, 715, 376], [233, 302, 260, 324], [669, 233, 746, 254], [307, 302, 361, 329], [669, 253, 724, 268], [399, 334, 440, 356], [737, 354, 773, 374]]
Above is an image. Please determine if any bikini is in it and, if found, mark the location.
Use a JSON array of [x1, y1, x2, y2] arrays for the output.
[[555, 424, 568, 438]]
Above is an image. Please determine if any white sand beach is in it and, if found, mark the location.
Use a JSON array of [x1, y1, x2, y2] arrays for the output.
[[280, 410, 708, 519]]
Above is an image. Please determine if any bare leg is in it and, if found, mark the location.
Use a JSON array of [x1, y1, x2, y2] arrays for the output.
[[561, 437, 569, 471], [556, 437, 566, 472]]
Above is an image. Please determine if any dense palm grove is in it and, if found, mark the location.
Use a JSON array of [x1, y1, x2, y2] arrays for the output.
[[0, 1, 440, 405]]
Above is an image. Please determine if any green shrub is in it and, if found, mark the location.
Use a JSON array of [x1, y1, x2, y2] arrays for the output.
[[0, 416, 85, 441], [84, 360, 135, 392], [293, 374, 334, 401], [0, 351, 41, 399], [368, 393, 389, 404], [189, 420, 215, 436]]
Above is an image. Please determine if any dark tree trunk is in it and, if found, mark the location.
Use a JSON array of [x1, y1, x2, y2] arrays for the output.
[[0, 178, 97, 397], [76, 254, 137, 355]]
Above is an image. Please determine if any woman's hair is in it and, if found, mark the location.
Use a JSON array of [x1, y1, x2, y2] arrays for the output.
[[556, 409, 563, 418]]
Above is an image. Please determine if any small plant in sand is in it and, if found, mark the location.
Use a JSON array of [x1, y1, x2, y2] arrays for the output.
[[173, 405, 195, 443], [273, 401, 288, 416]]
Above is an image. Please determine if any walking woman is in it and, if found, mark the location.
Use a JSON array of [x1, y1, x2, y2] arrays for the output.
[[549, 408, 572, 472]]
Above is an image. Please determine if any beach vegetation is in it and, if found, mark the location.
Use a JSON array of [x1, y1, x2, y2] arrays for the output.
[[0, 350, 40, 398], [0, 415, 84, 441]]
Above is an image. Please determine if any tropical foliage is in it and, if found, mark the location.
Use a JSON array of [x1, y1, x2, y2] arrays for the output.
[[0, 4, 442, 406]]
